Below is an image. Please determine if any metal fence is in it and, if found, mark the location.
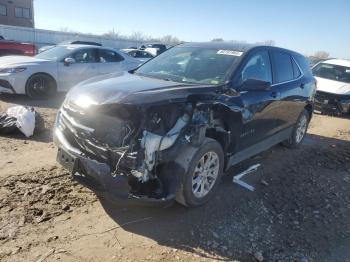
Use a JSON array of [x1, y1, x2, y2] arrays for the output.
[[0, 24, 141, 49]]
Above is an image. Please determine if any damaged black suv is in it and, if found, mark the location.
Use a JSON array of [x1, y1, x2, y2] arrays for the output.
[[54, 42, 316, 207]]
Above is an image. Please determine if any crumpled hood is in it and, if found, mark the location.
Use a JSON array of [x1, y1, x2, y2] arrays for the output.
[[66, 71, 216, 106], [315, 76, 350, 95], [0, 55, 51, 68]]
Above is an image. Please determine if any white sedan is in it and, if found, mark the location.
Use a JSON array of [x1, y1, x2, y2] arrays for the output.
[[0, 45, 141, 98]]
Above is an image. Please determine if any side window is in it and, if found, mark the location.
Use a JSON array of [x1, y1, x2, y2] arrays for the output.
[[291, 58, 301, 78], [71, 49, 98, 63], [99, 49, 124, 62], [273, 52, 294, 83], [239, 50, 272, 84], [139, 51, 153, 58]]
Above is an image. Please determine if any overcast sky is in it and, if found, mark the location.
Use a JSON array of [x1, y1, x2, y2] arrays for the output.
[[35, 0, 350, 58]]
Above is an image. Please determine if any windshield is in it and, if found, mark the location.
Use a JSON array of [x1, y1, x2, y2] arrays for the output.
[[313, 63, 350, 84], [35, 46, 75, 61], [136, 46, 243, 85]]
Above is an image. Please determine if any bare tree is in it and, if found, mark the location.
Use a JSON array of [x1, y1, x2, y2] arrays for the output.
[[313, 51, 330, 59], [103, 29, 122, 39], [159, 35, 181, 45], [129, 31, 149, 42], [211, 38, 224, 42]]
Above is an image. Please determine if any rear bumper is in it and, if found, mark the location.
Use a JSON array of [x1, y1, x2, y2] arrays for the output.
[[53, 128, 175, 207]]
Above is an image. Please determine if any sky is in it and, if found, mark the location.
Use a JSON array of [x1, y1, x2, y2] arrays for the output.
[[34, 0, 350, 58]]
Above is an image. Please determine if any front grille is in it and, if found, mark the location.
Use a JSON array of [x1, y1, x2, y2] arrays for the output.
[[58, 103, 135, 164], [315, 91, 350, 105]]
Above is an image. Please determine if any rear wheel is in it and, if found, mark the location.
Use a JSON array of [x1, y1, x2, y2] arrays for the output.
[[26, 73, 56, 99], [284, 109, 310, 148], [176, 138, 224, 207]]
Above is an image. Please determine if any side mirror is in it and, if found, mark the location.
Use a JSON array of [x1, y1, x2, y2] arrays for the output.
[[64, 57, 76, 66], [241, 79, 271, 91]]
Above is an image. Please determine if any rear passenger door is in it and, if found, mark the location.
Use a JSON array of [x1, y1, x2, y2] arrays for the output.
[[98, 49, 125, 74], [270, 51, 305, 132]]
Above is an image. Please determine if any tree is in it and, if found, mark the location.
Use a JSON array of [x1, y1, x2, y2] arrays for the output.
[[313, 51, 329, 59], [211, 38, 224, 42], [103, 29, 121, 39], [129, 31, 148, 42]]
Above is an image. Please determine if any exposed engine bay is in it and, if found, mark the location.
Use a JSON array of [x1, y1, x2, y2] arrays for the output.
[[56, 99, 231, 201]]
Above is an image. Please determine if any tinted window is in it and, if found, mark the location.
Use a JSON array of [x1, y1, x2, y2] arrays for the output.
[[294, 55, 312, 77], [273, 52, 294, 83], [71, 49, 98, 63], [292, 58, 301, 78], [131, 51, 153, 58], [239, 50, 272, 84], [99, 49, 124, 62], [313, 63, 350, 84]]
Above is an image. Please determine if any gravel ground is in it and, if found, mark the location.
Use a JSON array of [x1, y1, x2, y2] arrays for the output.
[[0, 94, 349, 262]]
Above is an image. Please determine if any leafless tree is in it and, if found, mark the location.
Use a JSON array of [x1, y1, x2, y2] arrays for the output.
[[211, 38, 224, 42], [313, 51, 330, 59], [103, 29, 122, 39]]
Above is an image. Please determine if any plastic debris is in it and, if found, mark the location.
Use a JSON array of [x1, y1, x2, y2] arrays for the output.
[[0, 106, 36, 137], [233, 163, 261, 191]]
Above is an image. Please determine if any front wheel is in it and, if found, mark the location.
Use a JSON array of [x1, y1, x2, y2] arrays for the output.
[[176, 138, 224, 207], [26, 73, 57, 99], [284, 109, 310, 148]]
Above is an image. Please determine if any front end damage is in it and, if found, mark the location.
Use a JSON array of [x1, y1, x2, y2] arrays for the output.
[[54, 96, 231, 205]]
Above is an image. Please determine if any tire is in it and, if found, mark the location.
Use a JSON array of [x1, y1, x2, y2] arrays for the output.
[[176, 138, 224, 207], [25, 73, 57, 99], [284, 109, 310, 148]]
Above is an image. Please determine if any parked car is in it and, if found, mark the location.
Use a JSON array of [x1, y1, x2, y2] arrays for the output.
[[140, 43, 167, 55], [122, 49, 155, 63], [0, 45, 141, 98], [0, 39, 36, 57], [38, 40, 102, 53], [54, 42, 316, 207], [312, 59, 350, 115]]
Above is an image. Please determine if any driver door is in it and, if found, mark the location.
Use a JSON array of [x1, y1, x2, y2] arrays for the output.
[[233, 50, 281, 150], [58, 48, 100, 91]]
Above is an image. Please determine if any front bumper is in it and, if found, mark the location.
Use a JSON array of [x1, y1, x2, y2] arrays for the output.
[[0, 73, 28, 94], [54, 128, 176, 206], [315, 91, 350, 114]]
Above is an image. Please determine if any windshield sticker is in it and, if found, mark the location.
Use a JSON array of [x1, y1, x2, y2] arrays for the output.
[[217, 50, 243, 56], [346, 69, 350, 73]]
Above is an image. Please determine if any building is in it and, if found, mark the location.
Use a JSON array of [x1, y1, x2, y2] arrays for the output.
[[0, 0, 34, 28]]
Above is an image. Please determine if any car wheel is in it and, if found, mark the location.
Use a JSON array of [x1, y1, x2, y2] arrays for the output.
[[284, 109, 310, 148], [176, 138, 224, 207], [26, 73, 56, 99]]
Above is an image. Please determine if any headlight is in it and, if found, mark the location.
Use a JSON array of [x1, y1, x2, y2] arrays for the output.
[[0, 67, 27, 74], [74, 95, 97, 108]]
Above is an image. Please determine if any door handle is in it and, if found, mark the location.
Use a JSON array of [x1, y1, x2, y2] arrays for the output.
[[300, 83, 305, 89]]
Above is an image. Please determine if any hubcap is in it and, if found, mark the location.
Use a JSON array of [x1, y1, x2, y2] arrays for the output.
[[192, 151, 219, 198], [296, 115, 308, 143]]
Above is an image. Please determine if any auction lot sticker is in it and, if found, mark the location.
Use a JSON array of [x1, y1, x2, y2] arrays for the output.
[[217, 50, 243, 56]]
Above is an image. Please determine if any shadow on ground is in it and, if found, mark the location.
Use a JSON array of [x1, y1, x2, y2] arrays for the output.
[[98, 134, 350, 261], [0, 93, 65, 109]]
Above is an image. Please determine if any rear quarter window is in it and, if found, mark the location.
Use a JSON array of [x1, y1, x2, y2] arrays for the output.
[[294, 55, 313, 77], [272, 51, 294, 83]]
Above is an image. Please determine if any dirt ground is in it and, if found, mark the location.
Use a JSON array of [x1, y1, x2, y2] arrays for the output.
[[0, 94, 349, 262]]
